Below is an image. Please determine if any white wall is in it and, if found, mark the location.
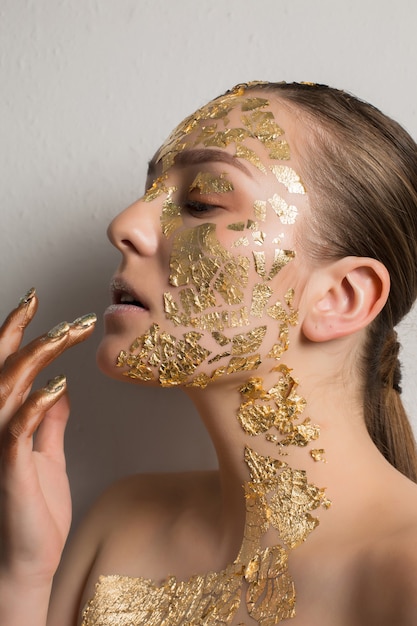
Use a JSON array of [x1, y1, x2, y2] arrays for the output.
[[1, 0, 417, 530]]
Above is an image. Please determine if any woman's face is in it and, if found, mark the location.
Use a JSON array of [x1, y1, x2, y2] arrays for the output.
[[97, 86, 310, 387]]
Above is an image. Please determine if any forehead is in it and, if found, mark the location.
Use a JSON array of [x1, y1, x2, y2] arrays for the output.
[[151, 87, 298, 177]]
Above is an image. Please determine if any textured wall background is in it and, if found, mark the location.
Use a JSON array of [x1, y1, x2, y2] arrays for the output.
[[1, 0, 417, 530]]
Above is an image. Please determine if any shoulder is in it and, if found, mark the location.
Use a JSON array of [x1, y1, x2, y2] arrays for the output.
[[48, 470, 219, 626], [349, 520, 417, 626]]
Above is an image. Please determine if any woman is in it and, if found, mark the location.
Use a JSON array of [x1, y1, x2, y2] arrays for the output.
[[1, 81, 417, 625]]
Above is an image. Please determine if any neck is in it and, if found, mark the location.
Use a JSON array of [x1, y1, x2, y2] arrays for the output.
[[184, 361, 393, 558]]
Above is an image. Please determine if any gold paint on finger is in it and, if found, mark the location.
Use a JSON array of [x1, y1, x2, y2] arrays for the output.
[[71, 313, 97, 329], [19, 287, 36, 305], [46, 321, 70, 339], [44, 374, 66, 394]]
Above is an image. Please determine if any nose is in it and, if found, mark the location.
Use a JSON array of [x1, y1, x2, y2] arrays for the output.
[[107, 198, 160, 257]]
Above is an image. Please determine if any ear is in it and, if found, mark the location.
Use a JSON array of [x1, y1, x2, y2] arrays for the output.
[[302, 256, 390, 342]]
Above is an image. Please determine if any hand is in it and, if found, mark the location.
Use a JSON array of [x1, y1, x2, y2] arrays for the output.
[[0, 288, 96, 585]]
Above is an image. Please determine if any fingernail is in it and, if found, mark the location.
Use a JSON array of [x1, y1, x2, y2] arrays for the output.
[[70, 313, 97, 329], [44, 374, 66, 394], [19, 287, 36, 306], [47, 321, 70, 339]]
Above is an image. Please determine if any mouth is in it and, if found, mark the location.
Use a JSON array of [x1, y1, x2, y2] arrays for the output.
[[111, 278, 149, 310]]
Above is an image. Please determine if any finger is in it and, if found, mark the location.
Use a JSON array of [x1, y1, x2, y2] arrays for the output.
[[2, 375, 68, 468], [33, 390, 70, 460], [0, 313, 96, 416], [0, 288, 38, 366]]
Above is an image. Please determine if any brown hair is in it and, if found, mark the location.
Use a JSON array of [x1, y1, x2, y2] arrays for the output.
[[242, 82, 417, 480]]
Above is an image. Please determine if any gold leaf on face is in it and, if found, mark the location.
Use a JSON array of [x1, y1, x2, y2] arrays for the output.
[[268, 193, 298, 225], [190, 172, 234, 194], [253, 200, 267, 222], [231, 326, 267, 355], [250, 283, 272, 317], [227, 221, 246, 231], [235, 144, 267, 175], [160, 191, 182, 237], [242, 110, 284, 147], [270, 165, 306, 194], [143, 175, 170, 202], [268, 139, 291, 160]]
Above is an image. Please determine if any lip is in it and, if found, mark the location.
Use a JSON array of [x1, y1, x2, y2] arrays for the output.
[[106, 276, 150, 315]]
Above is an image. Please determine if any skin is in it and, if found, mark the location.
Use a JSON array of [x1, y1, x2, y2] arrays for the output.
[[1, 91, 417, 626]]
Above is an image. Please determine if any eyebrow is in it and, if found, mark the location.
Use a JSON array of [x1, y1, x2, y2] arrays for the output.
[[147, 148, 253, 179]]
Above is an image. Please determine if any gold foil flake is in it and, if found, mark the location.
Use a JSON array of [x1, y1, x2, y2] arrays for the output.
[[116, 324, 212, 387], [250, 283, 272, 317], [160, 192, 182, 237], [238, 402, 276, 435], [143, 175, 170, 202], [246, 219, 257, 230], [244, 445, 287, 482], [231, 326, 267, 355], [252, 250, 266, 277], [268, 194, 298, 225], [212, 331, 230, 346], [279, 418, 320, 447], [252, 230, 266, 245], [240, 97, 269, 111], [269, 248, 296, 280], [310, 448, 326, 463], [231, 236, 249, 248], [213, 257, 250, 305], [269, 467, 325, 548], [189, 172, 234, 194], [253, 200, 267, 222], [268, 139, 291, 161], [169, 223, 224, 287], [226, 354, 261, 374], [208, 351, 231, 364], [242, 111, 284, 146], [244, 545, 296, 624], [270, 165, 306, 195], [227, 221, 245, 231], [227, 306, 250, 328], [203, 127, 250, 148], [193, 124, 218, 145], [235, 144, 267, 174]]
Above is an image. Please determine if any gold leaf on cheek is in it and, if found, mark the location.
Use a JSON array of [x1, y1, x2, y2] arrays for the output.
[[232, 326, 267, 355], [250, 284, 273, 317], [160, 193, 182, 238]]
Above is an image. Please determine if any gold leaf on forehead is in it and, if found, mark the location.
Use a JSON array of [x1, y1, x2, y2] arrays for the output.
[[269, 139, 291, 161], [231, 325, 267, 355], [252, 250, 266, 278], [193, 124, 218, 145], [235, 144, 267, 175], [143, 175, 170, 202], [190, 172, 234, 194], [250, 283, 272, 317], [240, 97, 270, 111], [253, 200, 267, 222], [270, 165, 306, 195], [252, 230, 266, 246], [227, 221, 245, 231], [242, 110, 284, 146], [268, 194, 298, 225], [203, 127, 251, 148], [270, 249, 293, 278]]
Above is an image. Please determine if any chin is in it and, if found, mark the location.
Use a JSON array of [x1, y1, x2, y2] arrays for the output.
[[95, 334, 159, 387]]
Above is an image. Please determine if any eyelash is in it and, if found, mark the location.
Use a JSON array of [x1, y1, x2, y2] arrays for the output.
[[184, 200, 219, 216]]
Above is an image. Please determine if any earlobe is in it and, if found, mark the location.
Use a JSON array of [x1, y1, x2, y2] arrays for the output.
[[302, 257, 390, 342]]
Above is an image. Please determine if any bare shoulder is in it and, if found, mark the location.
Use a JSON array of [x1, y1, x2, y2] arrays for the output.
[[48, 470, 219, 626], [348, 514, 417, 625]]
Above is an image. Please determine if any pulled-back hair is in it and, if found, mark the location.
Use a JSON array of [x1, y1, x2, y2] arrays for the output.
[[243, 81, 417, 481]]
